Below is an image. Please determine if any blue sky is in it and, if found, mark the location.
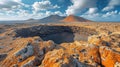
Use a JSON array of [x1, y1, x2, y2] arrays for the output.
[[0, 0, 120, 21]]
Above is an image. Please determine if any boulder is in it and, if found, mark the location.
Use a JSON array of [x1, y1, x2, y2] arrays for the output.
[[99, 46, 120, 67]]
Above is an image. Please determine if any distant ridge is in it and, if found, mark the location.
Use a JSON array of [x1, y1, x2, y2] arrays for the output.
[[39, 15, 65, 23], [25, 15, 91, 23], [62, 15, 91, 22], [27, 18, 35, 21]]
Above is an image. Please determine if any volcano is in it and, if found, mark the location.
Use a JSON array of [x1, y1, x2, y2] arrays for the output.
[[62, 15, 91, 22], [39, 15, 65, 23]]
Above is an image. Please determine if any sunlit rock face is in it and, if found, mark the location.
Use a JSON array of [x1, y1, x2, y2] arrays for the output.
[[40, 43, 102, 67], [99, 46, 120, 67], [0, 37, 56, 67]]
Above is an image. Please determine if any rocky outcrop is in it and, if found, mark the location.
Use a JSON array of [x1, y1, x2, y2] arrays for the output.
[[14, 43, 34, 62], [88, 33, 120, 47], [0, 37, 56, 67], [88, 33, 120, 67], [114, 62, 120, 67], [99, 46, 120, 67], [0, 53, 7, 61], [40, 49, 94, 67], [40, 44, 101, 67]]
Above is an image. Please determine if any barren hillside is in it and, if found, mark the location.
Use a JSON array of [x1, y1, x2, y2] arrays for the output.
[[62, 15, 91, 22]]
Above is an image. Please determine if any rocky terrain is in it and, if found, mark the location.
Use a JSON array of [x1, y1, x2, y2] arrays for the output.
[[0, 22, 120, 67]]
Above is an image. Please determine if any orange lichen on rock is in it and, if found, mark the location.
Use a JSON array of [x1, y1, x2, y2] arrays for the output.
[[41, 49, 66, 67], [99, 46, 120, 67], [1, 38, 35, 67], [0, 37, 56, 67], [40, 41, 102, 67]]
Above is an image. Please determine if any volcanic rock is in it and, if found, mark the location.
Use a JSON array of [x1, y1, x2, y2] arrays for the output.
[[0, 53, 7, 61], [99, 46, 120, 67]]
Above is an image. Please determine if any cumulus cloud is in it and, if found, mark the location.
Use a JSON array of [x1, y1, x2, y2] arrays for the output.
[[103, 0, 120, 11], [0, 0, 62, 20], [87, 7, 98, 14], [109, 0, 120, 6], [0, 0, 34, 20], [82, 10, 120, 22], [66, 0, 97, 15], [102, 6, 114, 11], [0, 0, 23, 10], [46, 11, 65, 16], [54, 11, 64, 15], [32, 1, 60, 12], [102, 10, 118, 17]]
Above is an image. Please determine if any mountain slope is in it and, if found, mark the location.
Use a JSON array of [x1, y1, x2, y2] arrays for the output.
[[62, 15, 91, 22], [39, 15, 65, 23]]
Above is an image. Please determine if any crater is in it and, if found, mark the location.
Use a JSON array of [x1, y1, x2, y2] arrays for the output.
[[14, 25, 98, 44]]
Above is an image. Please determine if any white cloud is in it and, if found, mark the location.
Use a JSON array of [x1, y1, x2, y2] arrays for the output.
[[0, 0, 23, 10], [0, 0, 64, 21], [102, 6, 114, 11], [87, 7, 98, 14], [45, 11, 66, 16], [109, 0, 120, 6], [102, 0, 120, 11], [66, 0, 97, 15], [0, 9, 64, 20], [54, 11, 66, 16], [0, 0, 33, 20], [82, 10, 120, 22], [102, 10, 118, 17], [82, 13, 100, 19], [32, 1, 60, 12], [16, 10, 31, 17]]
